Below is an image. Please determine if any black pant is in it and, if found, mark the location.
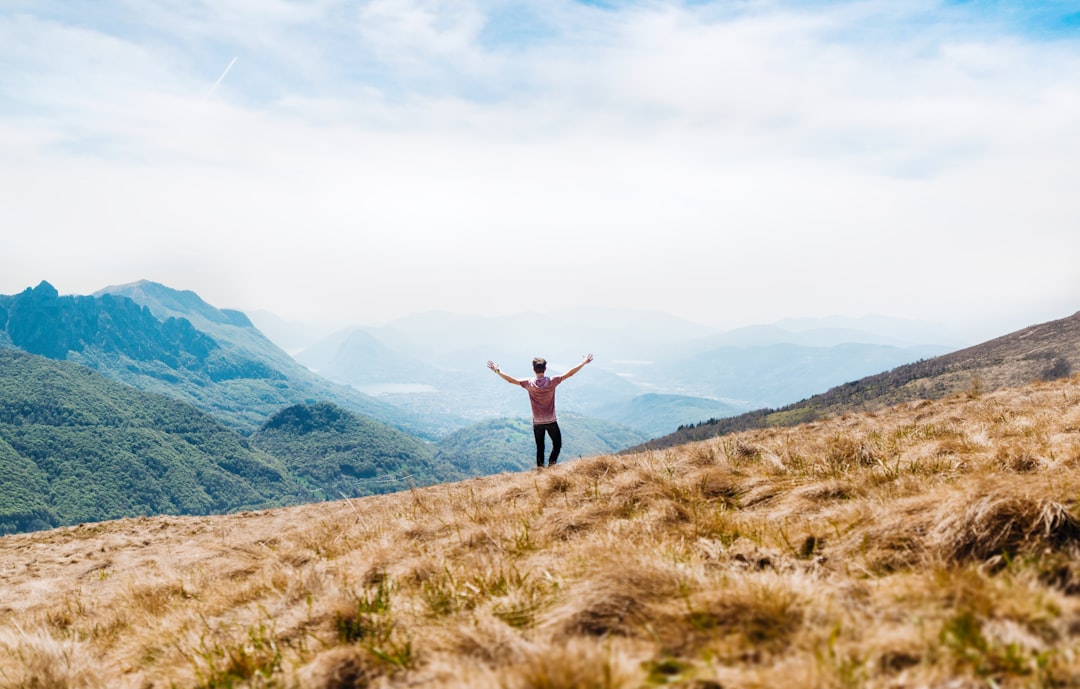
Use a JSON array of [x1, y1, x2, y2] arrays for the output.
[[533, 421, 562, 467]]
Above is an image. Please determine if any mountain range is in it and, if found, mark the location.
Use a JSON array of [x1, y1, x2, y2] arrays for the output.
[[0, 282, 649, 533], [289, 309, 956, 436], [19, 278, 952, 442], [0, 281, 443, 438], [2, 277, 1074, 536]]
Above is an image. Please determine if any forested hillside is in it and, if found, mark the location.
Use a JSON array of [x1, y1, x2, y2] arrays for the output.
[[0, 350, 305, 534], [251, 402, 461, 498]]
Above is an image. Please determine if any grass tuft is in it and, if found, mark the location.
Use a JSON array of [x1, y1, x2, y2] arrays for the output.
[[929, 490, 1080, 565]]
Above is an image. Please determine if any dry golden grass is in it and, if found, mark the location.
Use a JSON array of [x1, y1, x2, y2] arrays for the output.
[[4, 376, 1080, 688]]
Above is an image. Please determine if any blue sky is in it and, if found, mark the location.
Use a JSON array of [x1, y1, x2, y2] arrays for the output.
[[1, 1, 1078, 339]]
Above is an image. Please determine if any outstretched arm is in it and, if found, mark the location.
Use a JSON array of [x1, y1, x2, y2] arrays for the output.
[[487, 360, 522, 385], [559, 353, 594, 380]]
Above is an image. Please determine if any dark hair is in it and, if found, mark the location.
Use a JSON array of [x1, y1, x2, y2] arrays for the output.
[[532, 357, 547, 373]]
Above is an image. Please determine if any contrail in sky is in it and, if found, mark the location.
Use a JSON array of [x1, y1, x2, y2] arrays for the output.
[[207, 56, 238, 97]]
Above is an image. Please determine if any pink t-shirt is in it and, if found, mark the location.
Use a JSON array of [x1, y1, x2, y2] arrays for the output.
[[520, 375, 564, 425]]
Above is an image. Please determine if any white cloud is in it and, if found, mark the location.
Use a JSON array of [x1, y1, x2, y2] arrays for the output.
[[1, 1, 1078, 336]]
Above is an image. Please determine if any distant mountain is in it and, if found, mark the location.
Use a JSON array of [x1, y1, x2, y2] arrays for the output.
[[772, 314, 966, 347], [295, 327, 445, 389], [433, 413, 649, 475], [703, 323, 933, 348], [245, 310, 339, 355], [635, 309, 1080, 451], [0, 281, 447, 438], [250, 402, 461, 499], [643, 342, 951, 408], [593, 393, 750, 438], [0, 349, 304, 534]]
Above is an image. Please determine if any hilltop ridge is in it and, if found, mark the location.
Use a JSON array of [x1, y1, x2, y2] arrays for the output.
[[96, 280, 255, 329], [637, 308, 1080, 451]]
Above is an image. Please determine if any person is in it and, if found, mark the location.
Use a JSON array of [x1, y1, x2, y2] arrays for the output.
[[486, 354, 594, 469]]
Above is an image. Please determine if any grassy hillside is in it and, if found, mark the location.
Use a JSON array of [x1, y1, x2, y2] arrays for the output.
[[639, 308, 1080, 451], [251, 402, 460, 499], [3, 375, 1079, 687], [0, 349, 305, 534], [433, 413, 649, 475]]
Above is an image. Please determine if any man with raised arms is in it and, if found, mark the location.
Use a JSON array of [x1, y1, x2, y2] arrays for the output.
[[486, 354, 594, 469]]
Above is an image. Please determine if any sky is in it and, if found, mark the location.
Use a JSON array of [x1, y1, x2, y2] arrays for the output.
[[2, 0, 1078, 340]]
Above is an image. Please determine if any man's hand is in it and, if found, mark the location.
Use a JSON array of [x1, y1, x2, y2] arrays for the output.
[[488, 360, 520, 385], [561, 353, 594, 380]]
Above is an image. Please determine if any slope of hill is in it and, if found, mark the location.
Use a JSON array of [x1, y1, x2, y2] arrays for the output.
[[250, 402, 460, 499], [432, 413, 649, 475], [0, 349, 304, 534], [2, 376, 1080, 687], [638, 309, 1080, 451], [0, 280, 445, 438]]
